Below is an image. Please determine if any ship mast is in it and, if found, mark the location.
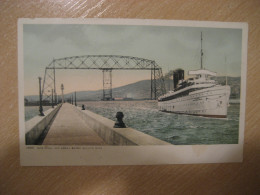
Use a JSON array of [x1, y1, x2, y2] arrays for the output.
[[225, 56, 227, 86], [201, 32, 203, 69]]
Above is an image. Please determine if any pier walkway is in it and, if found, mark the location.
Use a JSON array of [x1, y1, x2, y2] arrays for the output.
[[26, 103, 170, 145], [42, 103, 106, 145]]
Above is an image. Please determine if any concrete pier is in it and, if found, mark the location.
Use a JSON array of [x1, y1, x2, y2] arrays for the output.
[[25, 104, 62, 145], [74, 106, 171, 145], [26, 102, 171, 146], [43, 103, 106, 145]]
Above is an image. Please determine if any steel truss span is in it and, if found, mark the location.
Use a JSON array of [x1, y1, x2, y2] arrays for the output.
[[42, 55, 166, 102]]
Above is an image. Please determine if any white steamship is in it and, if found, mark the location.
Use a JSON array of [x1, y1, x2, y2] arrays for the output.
[[158, 34, 231, 118]]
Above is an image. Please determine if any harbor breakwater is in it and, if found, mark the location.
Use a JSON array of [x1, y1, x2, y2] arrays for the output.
[[25, 103, 170, 145]]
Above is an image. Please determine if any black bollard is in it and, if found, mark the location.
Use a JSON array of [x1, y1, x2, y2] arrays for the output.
[[114, 112, 126, 128], [82, 104, 85, 110]]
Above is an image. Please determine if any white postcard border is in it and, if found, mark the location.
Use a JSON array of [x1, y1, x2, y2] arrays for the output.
[[18, 18, 248, 166]]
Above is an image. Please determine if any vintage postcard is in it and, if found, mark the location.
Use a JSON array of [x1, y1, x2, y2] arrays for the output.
[[18, 18, 248, 165]]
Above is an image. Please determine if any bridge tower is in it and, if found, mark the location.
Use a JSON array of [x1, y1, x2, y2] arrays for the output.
[[102, 69, 112, 100]]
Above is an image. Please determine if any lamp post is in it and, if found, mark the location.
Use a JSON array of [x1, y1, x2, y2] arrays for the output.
[[51, 89, 54, 108], [38, 77, 44, 116], [61, 84, 64, 103], [75, 91, 77, 106]]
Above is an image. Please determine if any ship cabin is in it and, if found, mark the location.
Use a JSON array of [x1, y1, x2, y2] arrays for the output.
[[175, 69, 217, 91], [158, 69, 218, 101]]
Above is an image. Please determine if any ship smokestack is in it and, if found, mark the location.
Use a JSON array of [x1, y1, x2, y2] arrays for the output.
[[173, 69, 184, 89], [173, 71, 179, 89], [179, 69, 184, 80]]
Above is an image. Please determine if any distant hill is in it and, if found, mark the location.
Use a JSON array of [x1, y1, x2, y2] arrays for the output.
[[25, 80, 152, 102], [64, 80, 152, 101], [25, 76, 241, 102], [212, 76, 241, 99]]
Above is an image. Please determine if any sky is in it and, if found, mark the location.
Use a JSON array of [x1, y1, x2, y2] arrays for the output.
[[23, 23, 242, 96]]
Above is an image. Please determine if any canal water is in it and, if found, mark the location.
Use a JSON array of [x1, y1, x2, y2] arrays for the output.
[[25, 101, 239, 145], [25, 106, 52, 121]]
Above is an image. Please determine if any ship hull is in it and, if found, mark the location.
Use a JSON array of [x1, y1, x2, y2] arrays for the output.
[[158, 85, 230, 118]]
